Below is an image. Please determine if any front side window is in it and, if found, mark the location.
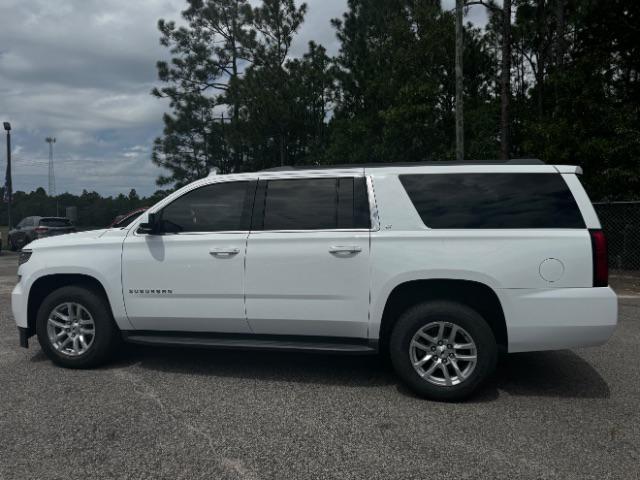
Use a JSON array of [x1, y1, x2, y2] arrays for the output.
[[400, 173, 585, 229], [160, 181, 252, 233], [257, 177, 370, 231]]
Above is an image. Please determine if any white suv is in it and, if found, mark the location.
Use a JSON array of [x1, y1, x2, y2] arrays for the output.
[[12, 161, 617, 400]]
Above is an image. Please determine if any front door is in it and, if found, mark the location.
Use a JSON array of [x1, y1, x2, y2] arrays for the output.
[[245, 176, 372, 338], [122, 180, 254, 333]]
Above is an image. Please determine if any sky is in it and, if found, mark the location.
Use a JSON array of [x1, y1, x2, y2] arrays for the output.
[[0, 0, 487, 197]]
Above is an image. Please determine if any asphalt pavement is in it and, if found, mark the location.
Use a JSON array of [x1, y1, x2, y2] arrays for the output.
[[0, 251, 638, 480]]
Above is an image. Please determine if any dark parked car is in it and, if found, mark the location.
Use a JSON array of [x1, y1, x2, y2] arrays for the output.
[[109, 207, 147, 228], [8, 216, 76, 251]]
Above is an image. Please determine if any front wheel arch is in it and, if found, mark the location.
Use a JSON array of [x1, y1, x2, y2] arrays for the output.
[[27, 274, 114, 337], [35, 285, 120, 367]]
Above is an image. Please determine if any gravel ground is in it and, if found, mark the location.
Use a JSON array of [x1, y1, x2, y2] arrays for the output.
[[0, 251, 638, 480]]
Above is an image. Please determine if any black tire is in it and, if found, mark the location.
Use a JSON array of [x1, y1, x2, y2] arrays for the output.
[[36, 285, 119, 368], [389, 301, 497, 401], [8, 237, 17, 251]]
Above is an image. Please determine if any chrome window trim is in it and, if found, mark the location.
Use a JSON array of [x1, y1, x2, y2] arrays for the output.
[[132, 173, 380, 236], [134, 230, 250, 237], [135, 228, 371, 237], [366, 175, 380, 232], [248, 229, 371, 234]]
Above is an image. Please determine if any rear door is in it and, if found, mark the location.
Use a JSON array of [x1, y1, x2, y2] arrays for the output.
[[245, 175, 372, 338]]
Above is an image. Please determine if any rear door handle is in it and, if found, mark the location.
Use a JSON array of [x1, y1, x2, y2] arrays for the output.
[[329, 245, 362, 254], [209, 247, 240, 257]]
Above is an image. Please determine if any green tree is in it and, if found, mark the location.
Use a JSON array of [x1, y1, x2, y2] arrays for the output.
[[501, 0, 640, 199], [152, 0, 253, 185], [327, 0, 497, 164], [237, 0, 308, 168]]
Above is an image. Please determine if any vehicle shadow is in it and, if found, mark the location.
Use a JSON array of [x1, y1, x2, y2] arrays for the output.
[[468, 350, 610, 402], [105, 345, 610, 400], [109, 344, 396, 388]]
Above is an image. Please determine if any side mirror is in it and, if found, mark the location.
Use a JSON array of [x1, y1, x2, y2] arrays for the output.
[[138, 212, 161, 235]]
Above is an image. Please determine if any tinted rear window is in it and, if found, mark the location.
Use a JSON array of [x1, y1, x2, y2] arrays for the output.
[[257, 177, 370, 230], [40, 218, 71, 227], [399, 173, 585, 229]]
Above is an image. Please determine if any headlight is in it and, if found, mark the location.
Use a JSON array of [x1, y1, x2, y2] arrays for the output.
[[18, 250, 32, 266]]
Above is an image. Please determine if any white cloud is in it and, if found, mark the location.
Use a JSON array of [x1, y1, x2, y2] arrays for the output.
[[0, 0, 487, 196]]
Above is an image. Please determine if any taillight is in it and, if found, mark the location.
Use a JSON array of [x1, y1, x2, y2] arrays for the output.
[[589, 229, 608, 287], [35, 226, 49, 234]]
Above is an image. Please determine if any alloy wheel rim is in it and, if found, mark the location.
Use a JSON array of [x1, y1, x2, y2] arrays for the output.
[[409, 321, 477, 387], [46, 302, 95, 357]]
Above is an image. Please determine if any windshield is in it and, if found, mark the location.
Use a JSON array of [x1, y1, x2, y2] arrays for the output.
[[40, 218, 72, 227]]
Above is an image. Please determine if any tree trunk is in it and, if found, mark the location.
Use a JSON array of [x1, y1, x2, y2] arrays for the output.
[[553, 0, 566, 115], [500, 0, 512, 160], [231, 0, 242, 172], [455, 0, 464, 161], [554, 0, 565, 68], [535, 0, 546, 116], [280, 133, 286, 166]]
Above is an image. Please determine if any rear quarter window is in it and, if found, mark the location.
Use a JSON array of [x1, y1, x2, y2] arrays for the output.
[[399, 173, 585, 229]]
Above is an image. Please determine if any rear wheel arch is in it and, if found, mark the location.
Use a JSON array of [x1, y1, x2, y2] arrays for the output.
[[27, 274, 114, 335], [378, 279, 508, 353]]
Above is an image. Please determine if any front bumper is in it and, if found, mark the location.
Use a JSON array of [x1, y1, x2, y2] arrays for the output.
[[12, 280, 32, 348]]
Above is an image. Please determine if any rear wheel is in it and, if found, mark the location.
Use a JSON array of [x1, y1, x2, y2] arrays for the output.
[[389, 301, 497, 401], [36, 286, 119, 368]]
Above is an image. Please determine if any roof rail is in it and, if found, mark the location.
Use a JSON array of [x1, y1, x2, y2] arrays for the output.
[[259, 159, 545, 172]]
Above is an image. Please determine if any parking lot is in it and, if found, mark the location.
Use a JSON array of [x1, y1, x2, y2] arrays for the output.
[[0, 252, 638, 480]]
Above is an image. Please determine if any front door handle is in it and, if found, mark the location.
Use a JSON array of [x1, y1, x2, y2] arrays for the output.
[[209, 247, 240, 257], [329, 245, 362, 254]]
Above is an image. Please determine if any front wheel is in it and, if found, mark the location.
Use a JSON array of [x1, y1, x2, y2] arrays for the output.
[[389, 301, 497, 401], [36, 286, 119, 368]]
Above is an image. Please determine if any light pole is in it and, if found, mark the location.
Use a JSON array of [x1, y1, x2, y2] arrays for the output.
[[45, 136, 57, 215], [45, 137, 56, 196], [3, 122, 12, 229]]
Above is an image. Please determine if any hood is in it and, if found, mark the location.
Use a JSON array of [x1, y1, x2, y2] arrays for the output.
[[26, 228, 111, 250]]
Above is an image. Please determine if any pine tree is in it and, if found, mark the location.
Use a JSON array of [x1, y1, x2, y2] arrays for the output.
[[152, 0, 252, 185]]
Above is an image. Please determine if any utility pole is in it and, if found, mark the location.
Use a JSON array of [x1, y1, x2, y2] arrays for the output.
[[500, 0, 512, 160], [213, 112, 231, 173], [455, 0, 464, 161], [45, 137, 57, 216], [466, 0, 511, 160], [3, 122, 11, 229]]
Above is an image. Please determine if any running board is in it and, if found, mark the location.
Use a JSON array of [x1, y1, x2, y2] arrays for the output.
[[122, 332, 378, 355]]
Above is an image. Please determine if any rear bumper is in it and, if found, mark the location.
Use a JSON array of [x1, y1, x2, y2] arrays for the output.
[[500, 287, 618, 353]]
